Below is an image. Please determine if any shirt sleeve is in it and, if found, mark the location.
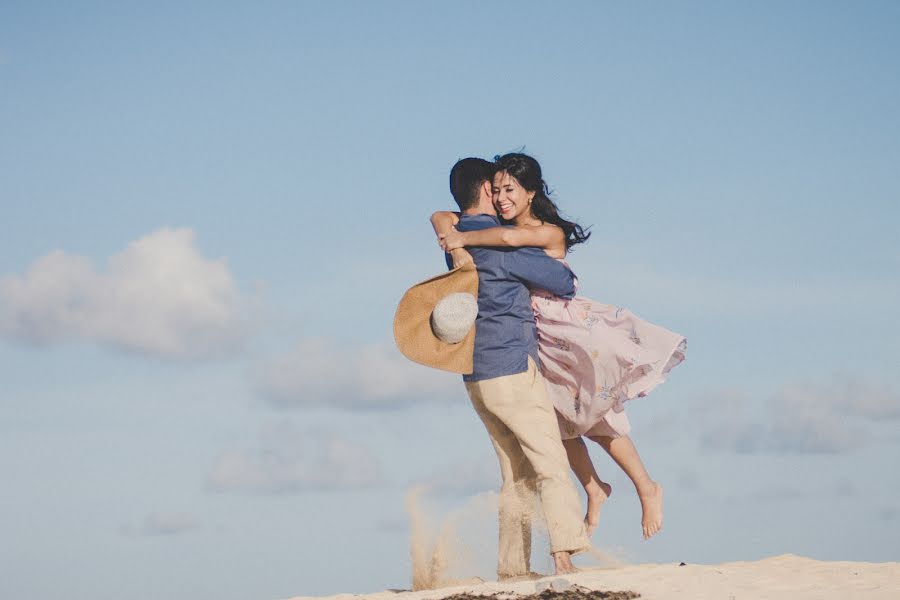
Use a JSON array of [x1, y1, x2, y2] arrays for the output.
[[505, 248, 577, 299]]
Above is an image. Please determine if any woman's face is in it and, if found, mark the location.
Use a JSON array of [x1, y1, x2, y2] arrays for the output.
[[492, 171, 535, 221]]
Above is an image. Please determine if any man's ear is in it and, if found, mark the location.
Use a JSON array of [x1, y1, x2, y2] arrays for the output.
[[482, 180, 492, 198]]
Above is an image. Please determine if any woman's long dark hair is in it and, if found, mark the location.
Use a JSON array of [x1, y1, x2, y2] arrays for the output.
[[493, 152, 591, 251]]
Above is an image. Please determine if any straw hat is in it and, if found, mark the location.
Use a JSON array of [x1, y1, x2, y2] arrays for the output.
[[393, 263, 479, 374]]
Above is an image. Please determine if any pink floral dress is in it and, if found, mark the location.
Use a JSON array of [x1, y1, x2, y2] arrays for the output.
[[532, 268, 687, 440]]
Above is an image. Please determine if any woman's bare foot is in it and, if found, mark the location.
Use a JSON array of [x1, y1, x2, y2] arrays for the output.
[[637, 481, 663, 539], [552, 551, 579, 575], [584, 480, 613, 536]]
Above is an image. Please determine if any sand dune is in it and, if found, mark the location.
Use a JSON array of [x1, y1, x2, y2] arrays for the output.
[[286, 555, 900, 600]]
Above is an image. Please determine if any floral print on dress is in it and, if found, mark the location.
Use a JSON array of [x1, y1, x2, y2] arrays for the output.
[[629, 327, 641, 345], [549, 336, 571, 351]]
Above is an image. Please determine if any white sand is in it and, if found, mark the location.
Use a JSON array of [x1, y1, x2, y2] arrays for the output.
[[286, 555, 900, 600]]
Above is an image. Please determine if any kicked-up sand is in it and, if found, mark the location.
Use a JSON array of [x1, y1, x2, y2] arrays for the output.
[[285, 554, 900, 600]]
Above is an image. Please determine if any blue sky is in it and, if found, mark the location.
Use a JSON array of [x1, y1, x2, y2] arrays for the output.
[[2, 2, 899, 599]]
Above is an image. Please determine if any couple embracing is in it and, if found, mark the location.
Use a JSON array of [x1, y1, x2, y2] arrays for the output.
[[397, 153, 686, 579]]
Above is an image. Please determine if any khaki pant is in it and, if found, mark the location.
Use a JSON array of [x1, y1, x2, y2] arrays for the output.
[[465, 357, 589, 578]]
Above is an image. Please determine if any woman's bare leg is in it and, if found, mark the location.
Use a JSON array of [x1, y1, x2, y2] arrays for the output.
[[562, 437, 612, 536], [588, 435, 663, 539]]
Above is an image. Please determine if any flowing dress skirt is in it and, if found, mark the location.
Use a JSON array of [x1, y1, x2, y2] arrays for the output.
[[532, 291, 687, 440]]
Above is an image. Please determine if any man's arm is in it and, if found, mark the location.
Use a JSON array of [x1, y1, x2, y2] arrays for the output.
[[430, 211, 473, 268], [505, 248, 576, 299]]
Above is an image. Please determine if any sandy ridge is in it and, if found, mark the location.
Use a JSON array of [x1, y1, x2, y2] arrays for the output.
[[286, 555, 900, 600]]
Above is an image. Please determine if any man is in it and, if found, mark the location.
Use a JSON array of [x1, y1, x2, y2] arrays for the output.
[[430, 158, 589, 578]]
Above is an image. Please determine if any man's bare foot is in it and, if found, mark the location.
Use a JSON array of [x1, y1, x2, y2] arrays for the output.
[[552, 551, 579, 575], [638, 481, 663, 539], [584, 480, 613, 536]]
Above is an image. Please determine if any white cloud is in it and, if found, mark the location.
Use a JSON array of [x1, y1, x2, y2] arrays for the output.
[[0, 228, 248, 359], [256, 339, 459, 409], [697, 379, 900, 454], [207, 420, 382, 493]]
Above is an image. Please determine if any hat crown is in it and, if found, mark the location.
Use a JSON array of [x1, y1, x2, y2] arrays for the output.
[[430, 292, 478, 344]]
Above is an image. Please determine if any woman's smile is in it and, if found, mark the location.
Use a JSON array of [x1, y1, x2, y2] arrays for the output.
[[492, 170, 534, 221]]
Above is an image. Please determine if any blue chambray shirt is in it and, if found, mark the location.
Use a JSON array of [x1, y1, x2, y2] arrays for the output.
[[444, 214, 577, 382]]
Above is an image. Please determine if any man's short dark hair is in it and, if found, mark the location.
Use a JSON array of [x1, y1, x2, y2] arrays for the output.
[[449, 158, 495, 211]]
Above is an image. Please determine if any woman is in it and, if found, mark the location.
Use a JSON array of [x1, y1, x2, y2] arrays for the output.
[[432, 153, 686, 539]]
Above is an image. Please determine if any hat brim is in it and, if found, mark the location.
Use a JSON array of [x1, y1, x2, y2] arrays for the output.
[[393, 263, 478, 375]]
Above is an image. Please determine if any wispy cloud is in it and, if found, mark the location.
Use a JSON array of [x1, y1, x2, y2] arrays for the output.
[[576, 260, 900, 316], [697, 379, 900, 455], [121, 511, 200, 537], [676, 468, 702, 492], [207, 420, 382, 493], [412, 459, 500, 497], [256, 340, 459, 410], [0, 228, 249, 359], [725, 479, 859, 505], [878, 507, 900, 521]]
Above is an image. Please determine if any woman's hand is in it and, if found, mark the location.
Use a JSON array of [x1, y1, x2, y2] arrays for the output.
[[439, 228, 466, 252], [449, 248, 474, 269]]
